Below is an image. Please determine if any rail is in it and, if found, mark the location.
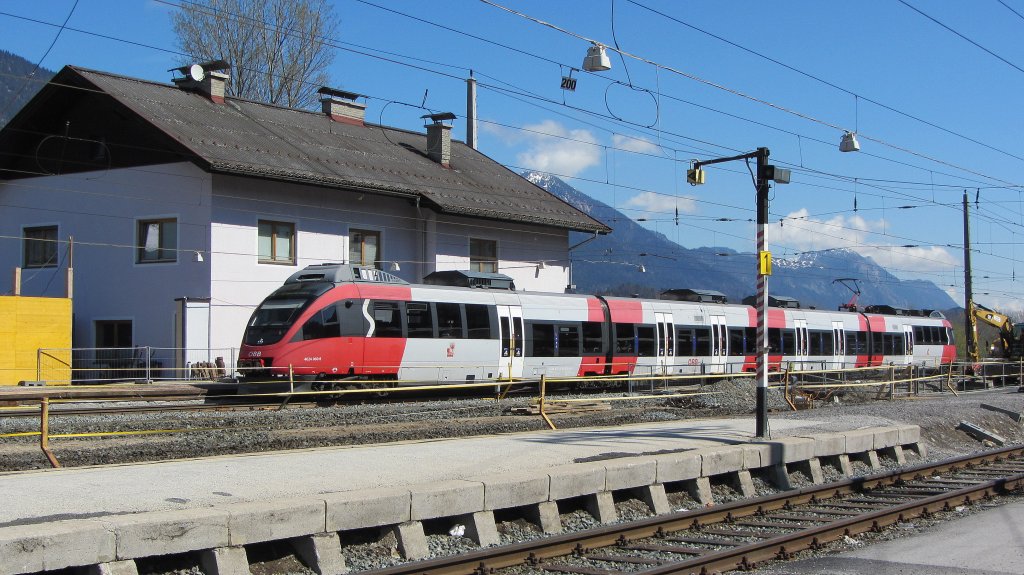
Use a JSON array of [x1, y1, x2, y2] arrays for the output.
[[355, 446, 1024, 575]]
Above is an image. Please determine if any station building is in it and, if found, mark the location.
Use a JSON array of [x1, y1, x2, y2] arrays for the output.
[[0, 65, 608, 371]]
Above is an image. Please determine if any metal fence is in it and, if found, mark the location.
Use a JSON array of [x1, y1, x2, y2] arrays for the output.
[[37, 347, 239, 384]]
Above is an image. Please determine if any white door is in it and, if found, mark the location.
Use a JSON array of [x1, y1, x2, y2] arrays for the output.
[[497, 305, 524, 380], [655, 312, 675, 375], [794, 318, 809, 369], [832, 320, 846, 369], [709, 315, 728, 373], [903, 324, 914, 365]]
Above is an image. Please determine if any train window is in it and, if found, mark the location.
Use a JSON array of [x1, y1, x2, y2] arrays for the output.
[[823, 331, 835, 355], [466, 304, 492, 339], [728, 328, 745, 356], [694, 327, 711, 356], [676, 327, 695, 356], [558, 325, 581, 357], [436, 303, 464, 339], [338, 301, 369, 337], [531, 323, 556, 357], [746, 328, 756, 353], [895, 334, 906, 355], [636, 325, 656, 357], [767, 328, 782, 354], [846, 332, 866, 355], [781, 330, 795, 355], [913, 326, 925, 344], [499, 316, 510, 357], [372, 301, 403, 338], [582, 322, 604, 355], [872, 332, 884, 355], [615, 323, 636, 354], [406, 301, 433, 338], [808, 331, 822, 355], [300, 304, 341, 340]]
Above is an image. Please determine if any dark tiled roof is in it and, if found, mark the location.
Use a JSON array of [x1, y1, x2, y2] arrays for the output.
[[70, 67, 610, 233]]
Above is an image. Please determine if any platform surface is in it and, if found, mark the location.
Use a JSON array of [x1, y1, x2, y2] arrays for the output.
[[0, 416, 828, 527]]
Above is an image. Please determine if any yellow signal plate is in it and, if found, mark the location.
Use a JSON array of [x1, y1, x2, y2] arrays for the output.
[[759, 250, 772, 275]]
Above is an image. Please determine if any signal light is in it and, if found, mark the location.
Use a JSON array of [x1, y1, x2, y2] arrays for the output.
[[687, 167, 705, 186]]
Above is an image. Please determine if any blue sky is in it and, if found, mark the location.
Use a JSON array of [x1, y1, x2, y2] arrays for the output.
[[5, 0, 1024, 311]]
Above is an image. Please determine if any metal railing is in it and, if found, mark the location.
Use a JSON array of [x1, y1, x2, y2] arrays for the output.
[[36, 347, 239, 384]]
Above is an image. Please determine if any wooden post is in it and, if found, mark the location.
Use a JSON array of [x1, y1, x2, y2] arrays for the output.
[[40, 398, 61, 468]]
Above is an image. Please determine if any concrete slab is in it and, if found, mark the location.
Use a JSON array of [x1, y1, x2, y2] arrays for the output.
[[393, 522, 427, 560], [469, 471, 548, 510], [844, 428, 876, 453], [462, 511, 500, 547], [526, 501, 561, 534], [803, 433, 847, 457], [292, 532, 346, 575], [739, 443, 771, 469], [324, 487, 410, 531], [752, 436, 815, 463], [224, 498, 325, 545], [0, 520, 115, 575], [872, 427, 901, 450], [586, 492, 617, 523], [198, 546, 249, 575], [84, 560, 138, 575], [410, 480, 484, 520], [697, 445, 744, 476], [101, 508, 229, 559], [603, 457, 657, 491], [896, 424, 921, 444], [548, 462, 605, 501], [653, 451, 701, 483]]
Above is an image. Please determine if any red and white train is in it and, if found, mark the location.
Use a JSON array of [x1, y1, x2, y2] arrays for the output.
[[237, 264, 956, 385]]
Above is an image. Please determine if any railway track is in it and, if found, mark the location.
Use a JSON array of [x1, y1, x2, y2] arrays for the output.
[[359, 445, 1024, 575]]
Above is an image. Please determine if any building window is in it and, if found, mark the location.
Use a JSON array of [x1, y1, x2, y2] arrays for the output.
[[470, 238, 497, 273], [137, 218, 177, 263], [350, 229, 380, 268], [23, 225, 58, 268], [258, 220, 295, 264]]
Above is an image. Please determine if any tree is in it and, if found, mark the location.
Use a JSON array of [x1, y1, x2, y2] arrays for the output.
[[171, 0, 338, 109]]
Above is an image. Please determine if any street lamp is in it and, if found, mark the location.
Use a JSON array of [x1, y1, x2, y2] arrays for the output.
[[688, 148, 790, 438]]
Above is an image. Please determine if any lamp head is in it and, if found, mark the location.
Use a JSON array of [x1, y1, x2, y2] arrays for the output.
[[840, 131, 861, 152], [583, 43, 612, 72]]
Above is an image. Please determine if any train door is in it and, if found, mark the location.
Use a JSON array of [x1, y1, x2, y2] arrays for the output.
[[655, 312, 675, 375], [497, 305, 524, 380], [709, 315, 728, 373], [793, 318, 809, 369], [832, 320, 846, 369], [902, 324, 914, 365]]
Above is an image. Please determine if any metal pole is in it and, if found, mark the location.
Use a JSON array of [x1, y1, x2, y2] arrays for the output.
[[755, 147, 770, 437], [466, 72, 478, 150], [963, 192, 977, 362]]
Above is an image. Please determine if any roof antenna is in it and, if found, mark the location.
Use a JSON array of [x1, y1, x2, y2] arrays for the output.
[[421, 89, 429, 108]]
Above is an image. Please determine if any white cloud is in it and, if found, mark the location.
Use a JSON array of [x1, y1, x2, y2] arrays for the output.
[[771, 208, 957, 272], [612, 134, 660, 154], [624, 192, 697, 215], [506, 120, 601, 178]]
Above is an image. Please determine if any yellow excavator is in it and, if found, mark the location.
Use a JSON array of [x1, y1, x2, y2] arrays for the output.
[[970, 303, 1024, 362]]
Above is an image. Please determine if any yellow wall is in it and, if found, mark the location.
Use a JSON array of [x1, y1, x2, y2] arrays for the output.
[[0, 296, 72, 386]]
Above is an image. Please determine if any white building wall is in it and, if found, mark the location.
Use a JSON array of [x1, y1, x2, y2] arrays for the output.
[[2, 165, 574, 365], [0, 163, 212, 351]]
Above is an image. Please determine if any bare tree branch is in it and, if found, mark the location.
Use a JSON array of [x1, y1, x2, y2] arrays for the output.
[[171, 0, 338, 109]]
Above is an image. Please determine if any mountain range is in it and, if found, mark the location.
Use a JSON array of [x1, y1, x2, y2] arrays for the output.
[[0, 51, 54, 129], [526, 172, 959, 312]]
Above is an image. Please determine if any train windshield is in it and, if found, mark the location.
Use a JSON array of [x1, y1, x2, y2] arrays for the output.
[[244, 278, 337, 345]]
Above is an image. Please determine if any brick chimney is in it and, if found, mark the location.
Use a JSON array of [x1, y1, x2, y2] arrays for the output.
[[318, 87, 366, 126], [172, 60, 230, 104], [423, 112, 456, 168]]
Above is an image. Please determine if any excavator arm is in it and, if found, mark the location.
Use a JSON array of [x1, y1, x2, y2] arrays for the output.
[[972, 303, 1014, 359]]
